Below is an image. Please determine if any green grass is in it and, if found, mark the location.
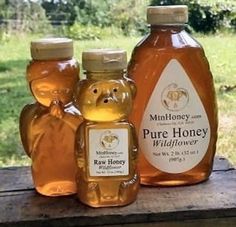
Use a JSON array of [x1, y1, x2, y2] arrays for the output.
[[0, 34, 236, 167], [197, 34, 236, 164]]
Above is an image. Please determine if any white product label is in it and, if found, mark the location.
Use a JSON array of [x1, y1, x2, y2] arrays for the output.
[[89, 128, 129, 176], [139, 59, 210, 173]]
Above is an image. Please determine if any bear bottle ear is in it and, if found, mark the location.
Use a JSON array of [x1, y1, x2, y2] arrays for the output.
[[73, 82, 80, 107], [73, 80, 87, 107], [127, 79, 137, 98]]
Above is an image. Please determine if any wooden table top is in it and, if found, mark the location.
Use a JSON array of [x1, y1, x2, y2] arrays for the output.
[[0, 156, 235, 227]]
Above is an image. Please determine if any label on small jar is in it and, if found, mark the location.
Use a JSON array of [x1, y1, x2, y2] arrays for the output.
[[139, 59, 210, 173], [88, 128, 129, 176]]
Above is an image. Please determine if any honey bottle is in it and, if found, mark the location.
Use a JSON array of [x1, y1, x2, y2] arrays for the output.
[[128, 6, 218, 186], [20, 38, 82, 196], [74, 49, 139, 207]]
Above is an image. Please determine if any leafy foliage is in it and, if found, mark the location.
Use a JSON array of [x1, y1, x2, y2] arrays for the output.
[[49, 0, 148, 38], [41, 0, 77, 26], [64, 23, 122, 40], [0, 0, 51, 33], [71, 0, 148, 36], [1, 0, 236, 39], [150, 0, 236, 33]]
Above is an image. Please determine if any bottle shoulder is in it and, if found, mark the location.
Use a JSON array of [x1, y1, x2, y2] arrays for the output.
[[27, 58, 79, 78], [20, 103, 40, 119], [134, 30, 202, 51], [128, 30, 209, 74]]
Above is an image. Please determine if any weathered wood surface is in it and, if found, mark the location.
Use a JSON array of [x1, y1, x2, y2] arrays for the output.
[[0, 156, 235, 227]]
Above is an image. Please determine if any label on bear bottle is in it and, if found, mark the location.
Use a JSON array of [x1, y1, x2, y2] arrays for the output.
[[139, 59, 210, 173], [88, 128, 129, 177]]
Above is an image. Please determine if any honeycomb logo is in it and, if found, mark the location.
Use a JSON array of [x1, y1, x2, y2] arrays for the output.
[[100, 130, 119, 150], [161, 83, 189, 111]]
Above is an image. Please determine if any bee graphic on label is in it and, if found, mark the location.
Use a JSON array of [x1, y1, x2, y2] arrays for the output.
[[161, 83, 189, 111], [100, 131, 119, 150]]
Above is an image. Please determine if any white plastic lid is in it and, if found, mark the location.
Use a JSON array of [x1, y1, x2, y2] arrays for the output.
[[31, 38, 73, 60], [82, 49, 127, 71]]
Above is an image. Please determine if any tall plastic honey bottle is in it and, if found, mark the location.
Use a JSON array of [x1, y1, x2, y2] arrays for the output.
[[74, 49, 139, 207], [20, 38, 82, 196], [128, 6, 218, 186]]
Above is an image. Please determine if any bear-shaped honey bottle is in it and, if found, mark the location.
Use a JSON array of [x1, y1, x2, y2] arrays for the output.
[[74, 49, 139, 207], [20, 38, 82, 196]]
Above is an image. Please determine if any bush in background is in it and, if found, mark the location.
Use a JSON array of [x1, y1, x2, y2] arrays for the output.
[[151, 0, 236, 33], [0, 0, 236, 40], [47, 0, 236, 36], [64, 23, 123, 40], [0, 0, 51, 34], [109, 0, 148, 36], [71, 0, 148, 37]]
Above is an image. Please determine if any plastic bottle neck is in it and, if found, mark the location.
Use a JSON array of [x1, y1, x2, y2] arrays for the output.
[[86, 70, 126, 80], [150, 24, 186, 33]]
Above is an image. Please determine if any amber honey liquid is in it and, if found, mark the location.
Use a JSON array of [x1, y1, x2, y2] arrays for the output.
[[75, 73, 139, 207], [128, 26, 218, 186], [76, 121, 139, 207], [20, 59, 81, 196]]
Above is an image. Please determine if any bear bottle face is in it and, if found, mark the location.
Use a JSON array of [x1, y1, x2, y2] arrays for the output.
[[30, 71, 77, 107], [77, 79, 134, 122]]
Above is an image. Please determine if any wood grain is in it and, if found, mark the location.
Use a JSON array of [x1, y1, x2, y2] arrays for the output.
[[0, 166, 33, 193], [0, 156, 235, 227]]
